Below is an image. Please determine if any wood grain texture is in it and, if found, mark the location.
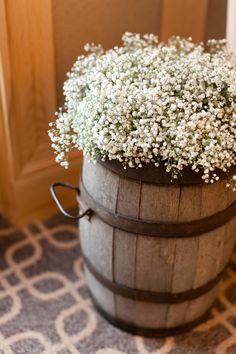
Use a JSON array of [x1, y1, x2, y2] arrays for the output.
[[182, 185, 235, 325], [116, 177, 141, 217], [200, 180, 230, 217], [80, 215, 114, 281], [193, 228, 224, 288], [52, 0, 162, 107], [166, 185, 201, 327], [177, 185, 202, 221], [80, 161, 120, 282], [82, 160, 119, 212], [5, 0, 57, 172], [134, 236, 176, 326], [113, 176, 140, 287], [139, 183, 180, 222], [0, 0, 16, 218], [191, 187, 235, 290], [0, 0, 82, 224], [167, 285, 220, 327], [166, 302, 189, 328], [160, 0, 209, 42], [204, 0, 227, 41], [135, 182, 179, 326], [113, 230, 137, 287], [114, 176, 140, 320], [115, 295, 168, 329], [135, 236, 175, 292], [184, 286, 219, 324], [84, 266, 116, 317], [227, 179, 236, 205], [221, 217, 236, 267], [171, 237, 199, 293], [81, 161, 236, 331]]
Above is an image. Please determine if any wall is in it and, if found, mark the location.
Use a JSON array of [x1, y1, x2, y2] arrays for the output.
[[52, 0, 162, 106], [52, 0, 227, 107]]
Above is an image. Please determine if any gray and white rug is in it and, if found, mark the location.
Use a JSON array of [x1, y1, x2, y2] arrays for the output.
[[0, 212, 236, 354]]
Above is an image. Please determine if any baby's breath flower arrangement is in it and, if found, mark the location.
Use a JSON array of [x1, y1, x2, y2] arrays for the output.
[[49, 33, 236, 189]]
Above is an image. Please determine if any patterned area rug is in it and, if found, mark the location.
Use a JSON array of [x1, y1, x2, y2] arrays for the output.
[[0, 212, 236, 354]]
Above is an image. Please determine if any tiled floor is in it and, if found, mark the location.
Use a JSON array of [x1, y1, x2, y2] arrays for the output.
[[0, 212, 236, 354]]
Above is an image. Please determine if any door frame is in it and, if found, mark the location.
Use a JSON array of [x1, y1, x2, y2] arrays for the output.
[[0, 0, 81, 224]]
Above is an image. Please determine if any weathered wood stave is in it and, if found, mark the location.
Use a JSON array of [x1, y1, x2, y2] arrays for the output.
[[79, 159, 236, 336]]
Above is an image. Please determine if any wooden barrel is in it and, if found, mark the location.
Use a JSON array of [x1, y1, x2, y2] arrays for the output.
[[78, 158, 236, 336]]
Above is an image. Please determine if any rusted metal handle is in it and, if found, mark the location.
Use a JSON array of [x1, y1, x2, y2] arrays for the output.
[[50, 182, 92, 220]]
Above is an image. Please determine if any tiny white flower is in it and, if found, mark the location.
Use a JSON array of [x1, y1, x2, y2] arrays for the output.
[[48, 33, 236, 190]]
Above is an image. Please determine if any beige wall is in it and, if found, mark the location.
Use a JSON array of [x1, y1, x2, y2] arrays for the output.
[[52, 0, 162, 106], [205, 0, 227, 41], [52, 0, 227, 107]]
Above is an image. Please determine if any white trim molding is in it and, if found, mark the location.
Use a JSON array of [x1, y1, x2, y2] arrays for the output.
[[226, 0, 236, 52]]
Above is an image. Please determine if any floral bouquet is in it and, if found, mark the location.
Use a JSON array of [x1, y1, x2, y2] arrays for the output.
[[49, 33, 236, 189]]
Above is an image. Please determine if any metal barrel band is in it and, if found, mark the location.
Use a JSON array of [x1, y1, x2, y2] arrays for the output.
[[79, 179, 236, 238], [98, 159, 236, 185], [91, 293, 212, 337], [82, 251, 227, 304]]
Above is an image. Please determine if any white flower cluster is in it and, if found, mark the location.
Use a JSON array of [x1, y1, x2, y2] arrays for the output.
[[49, 33, 236, 188]]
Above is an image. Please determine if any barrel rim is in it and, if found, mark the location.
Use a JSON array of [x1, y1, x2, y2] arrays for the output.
[[97, 158, 236, 185]]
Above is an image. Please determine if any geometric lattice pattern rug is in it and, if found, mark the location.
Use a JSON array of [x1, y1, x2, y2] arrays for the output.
[[0, 212, 236, 354]]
